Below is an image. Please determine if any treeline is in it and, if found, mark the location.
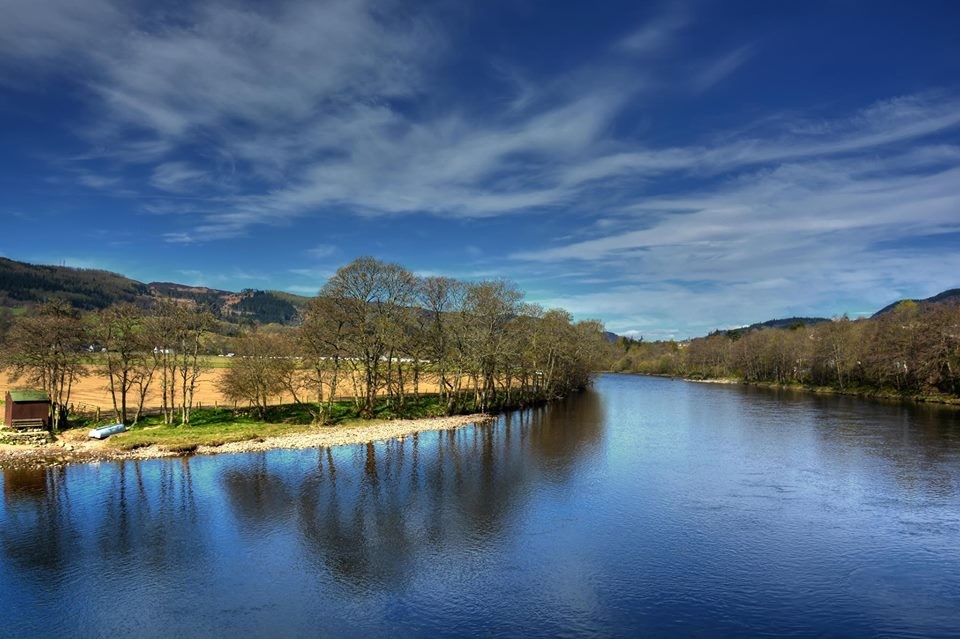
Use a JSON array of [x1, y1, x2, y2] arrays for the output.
[[0, 299, 215, 429], [225, 257, 607, 421], [0, 257, 607, 429], [611, 301, 960, 397]]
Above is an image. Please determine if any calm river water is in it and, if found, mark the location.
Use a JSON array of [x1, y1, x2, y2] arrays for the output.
[[2, 374, 960, 638]]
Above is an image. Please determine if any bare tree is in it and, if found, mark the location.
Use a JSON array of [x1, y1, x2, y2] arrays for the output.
[[320, 257, 416, 417], [174, 304, 215, 425], [299, 295, 349, 423], [218, 330, 296, 418], [148, 300, 215, 425], [418, 276, 466, 407], [92, 302, 149, 424], [0, 300, 87, 431], [147, 300, 179, 424], [462, 280, 523, 411]]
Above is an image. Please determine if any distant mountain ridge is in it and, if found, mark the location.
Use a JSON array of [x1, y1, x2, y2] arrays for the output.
[[722, 288, 960, 336], [0, 256, 310, 325], [710, 316, 830, 339], [744, 317, 832, 330], [701, 289, 959, 340], [872, 288, 960, 317]]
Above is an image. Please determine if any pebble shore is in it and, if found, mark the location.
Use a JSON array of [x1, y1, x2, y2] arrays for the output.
[[0, 413, 494, 469]]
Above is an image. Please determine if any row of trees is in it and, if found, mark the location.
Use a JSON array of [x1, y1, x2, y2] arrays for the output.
[[611, 302, 960, 396], [1, 258, 607, 428], [222, 257, 607, 421], [0, 299, 214, 430]]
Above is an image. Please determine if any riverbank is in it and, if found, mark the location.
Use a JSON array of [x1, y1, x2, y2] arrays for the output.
[[0, 413, 494, 469], [681, 376, 960, 406]]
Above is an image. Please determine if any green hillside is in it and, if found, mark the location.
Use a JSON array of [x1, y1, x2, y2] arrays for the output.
[[0, 256, 310, 325], [0, 257, 150, 310]]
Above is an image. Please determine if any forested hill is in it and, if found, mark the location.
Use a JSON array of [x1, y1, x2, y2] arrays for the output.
[[720, 291, 960, 337], [0, 256, 150, 309], [872, 288, 960, 317], [720, 316, 830, 338], [0, 256, 309, 324]]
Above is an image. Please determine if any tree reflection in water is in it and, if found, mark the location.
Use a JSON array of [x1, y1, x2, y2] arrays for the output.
[[724, 383, 960, 496], [289, 389, 605, 590], [205, 389, 607, 591], [1, 466, 75, 573], [0, 390, 605, 615], [1, 455, 207, 630]]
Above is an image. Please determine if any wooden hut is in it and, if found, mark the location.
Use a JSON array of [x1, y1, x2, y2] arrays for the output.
[[4, 390, 51, 431]]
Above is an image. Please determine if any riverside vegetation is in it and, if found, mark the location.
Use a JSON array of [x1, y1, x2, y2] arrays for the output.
[[0, 257, 607, 452], [611, 300, 960, 402]]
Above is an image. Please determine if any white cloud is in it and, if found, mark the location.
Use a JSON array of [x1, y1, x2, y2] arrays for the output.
[[616, 7, 690, 55], [10, 0, 922, 246], [305, 244, 337, 259], [0, 0, 674, 237], [690, 45, 753, 92], [75, 173, 122, 190], [0, 0, 122, 68], [516, 158, 960, 262], [87, 2, 433, 138], [512, 146, 960, 337], [150, 162, 209, 193]]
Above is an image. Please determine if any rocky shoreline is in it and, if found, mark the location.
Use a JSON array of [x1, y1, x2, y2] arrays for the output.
[[0, 413, 494, 469]]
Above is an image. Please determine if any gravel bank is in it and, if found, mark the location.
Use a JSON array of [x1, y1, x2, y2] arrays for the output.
[[0, 413, 494, 469]]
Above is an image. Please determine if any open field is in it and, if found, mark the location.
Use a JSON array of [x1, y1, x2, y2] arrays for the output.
[[1, 365, 456, 415], [1, 367, 231, 413]]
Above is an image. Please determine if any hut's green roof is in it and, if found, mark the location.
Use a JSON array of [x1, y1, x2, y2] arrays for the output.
[[7, 390, 50, 402]]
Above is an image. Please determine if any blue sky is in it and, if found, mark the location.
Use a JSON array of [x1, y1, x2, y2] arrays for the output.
[[1, 0, 959, 338]]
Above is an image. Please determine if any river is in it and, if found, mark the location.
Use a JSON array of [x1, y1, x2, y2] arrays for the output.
[[2, 374, 959, 638]]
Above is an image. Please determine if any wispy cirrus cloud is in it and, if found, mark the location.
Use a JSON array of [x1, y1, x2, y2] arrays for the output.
[[0, 0, 123, 71], [616, 5, 690, 55], [2, 0, 958, 338], [305, 244, 338, 260], [513, 93, 960, 258], [514, 140, 960, 336], [150, 162, 210, 193], [689, 44, 754, 92], [0, 0, 736, 242]]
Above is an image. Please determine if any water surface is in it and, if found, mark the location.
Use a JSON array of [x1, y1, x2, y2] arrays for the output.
[[2, 374, 960, 637]]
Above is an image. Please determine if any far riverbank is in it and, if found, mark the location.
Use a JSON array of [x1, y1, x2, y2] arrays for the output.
[[682, 376, 960, 406], [601, 371, 960, 406]]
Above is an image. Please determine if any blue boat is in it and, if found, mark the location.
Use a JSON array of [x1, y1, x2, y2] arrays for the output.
[[88, 423, 126, 439]]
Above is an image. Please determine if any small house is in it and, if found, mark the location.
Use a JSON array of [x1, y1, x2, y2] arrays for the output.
[[4, 390, 51, 431]]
